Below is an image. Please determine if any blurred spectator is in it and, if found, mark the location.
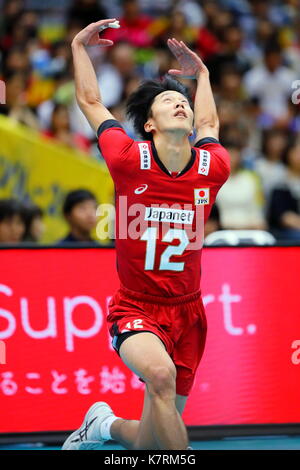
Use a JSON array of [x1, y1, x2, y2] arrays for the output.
[[151, 6, 218, 62], [138, 0, 174, 17], [59, 189, 98, 243], [268, 144, 300, 240], [204, 2, 234, 36], [42, 103, 91, 153], [176, 0, 204, 28], [0, 199, 26, 244], [216, 144, 267, 230], [204, 204, 221, 238], [243, 42, 297, 124], [96, 42, 137, 109], [3, 45, 31, 75], [240, 97, 264, 155], [247, 0, 296, 30], [254, 129, 289, 202], [207, 23, 250, 85], [283, 14, 300, 76], [219, 122, 248, 150], [107, 101, 135, 138], [288, 100, 300, 134], [0, 0, 24, 41], [0, 72, 40, 130], [67, 0, 107, 28], [65, 17, 84, 45], [22, 204, 45, 242], [195, 24, 220, 62], [102, 0, 154, 47], [0, 5, 38, 52], [151, 9, 198, 50], [216, 67, 250, 146], [9, 10, 39, 48], [243, 19, 279, 65], [218, 66, 245, 102]]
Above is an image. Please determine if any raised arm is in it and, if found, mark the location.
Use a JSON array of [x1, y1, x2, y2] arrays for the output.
[[71, 19, 118, 133], [167, 38, 219, 141]]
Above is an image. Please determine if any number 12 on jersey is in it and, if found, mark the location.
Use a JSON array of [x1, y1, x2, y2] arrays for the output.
[[140, 227, 189, 272]]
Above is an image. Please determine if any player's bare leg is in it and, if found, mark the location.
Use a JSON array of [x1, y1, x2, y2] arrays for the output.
[[110, 390, 188, 450], [110, 389, 157, 449], [110, 332, 189, 450]]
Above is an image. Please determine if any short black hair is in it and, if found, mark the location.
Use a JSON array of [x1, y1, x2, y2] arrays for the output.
[[0, 199, 25, 222], [126, 74, 193, 141], [22, 204, 43, 220], [63, 189, 97, 215], [22, 203, 43, 240], [264, 41, 282, 57]]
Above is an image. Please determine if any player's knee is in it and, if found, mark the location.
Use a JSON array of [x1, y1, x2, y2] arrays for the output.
[[145, 364, 176, 398]]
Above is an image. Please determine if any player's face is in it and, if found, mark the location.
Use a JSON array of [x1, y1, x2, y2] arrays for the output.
[[146, 91, 194, 138]]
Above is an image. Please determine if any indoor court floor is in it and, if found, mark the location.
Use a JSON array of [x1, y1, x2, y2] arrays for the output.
[[1, 435, 300, 450]]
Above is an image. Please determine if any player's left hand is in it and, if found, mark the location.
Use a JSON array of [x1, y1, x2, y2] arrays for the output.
[[72, 19, 117, 47], [167, 38, 208, 79]]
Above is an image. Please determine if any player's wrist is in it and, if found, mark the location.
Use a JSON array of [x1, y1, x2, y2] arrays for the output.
[[196, 68, 209, 80], [71, 38, 86, 49]]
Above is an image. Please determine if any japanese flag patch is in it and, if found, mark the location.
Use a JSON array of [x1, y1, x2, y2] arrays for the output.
[[194, 188, 210, 205]]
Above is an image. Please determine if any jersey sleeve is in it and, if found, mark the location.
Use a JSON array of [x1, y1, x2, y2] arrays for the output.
[[97, 119, 135, 175], [194, 137, 231, 187]]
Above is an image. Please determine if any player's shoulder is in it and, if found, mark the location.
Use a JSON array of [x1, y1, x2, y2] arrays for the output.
[[193, 136, 230, 182], [97, 119, 137, 156], [193, 136, 226, 152], [97, 119, 154, 169], [97, 119, 128, 139], [97, 119, 150, 150]]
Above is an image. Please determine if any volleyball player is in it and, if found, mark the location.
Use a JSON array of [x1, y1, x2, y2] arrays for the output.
[[62, 18, 230, 450]]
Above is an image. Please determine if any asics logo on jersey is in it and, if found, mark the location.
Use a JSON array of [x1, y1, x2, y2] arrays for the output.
[[134, 184, 148, 194]]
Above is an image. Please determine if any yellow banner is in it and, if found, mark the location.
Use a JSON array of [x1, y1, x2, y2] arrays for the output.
[[0, 115, 114, 243]]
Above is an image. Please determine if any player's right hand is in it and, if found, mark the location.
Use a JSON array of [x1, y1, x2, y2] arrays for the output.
[[72, 19, 117, 47], [167, 38, 208, 79]]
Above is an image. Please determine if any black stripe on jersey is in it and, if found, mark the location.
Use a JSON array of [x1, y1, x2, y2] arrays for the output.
[[194, 137, 220, 147], [112, 322, 120, 337], [151, 142, 196, 178], [97, 119, 123, 138]]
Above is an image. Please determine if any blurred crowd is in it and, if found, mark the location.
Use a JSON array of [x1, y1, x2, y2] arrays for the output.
[[1, 0, 300, 244], [0, 190, 100, 244]]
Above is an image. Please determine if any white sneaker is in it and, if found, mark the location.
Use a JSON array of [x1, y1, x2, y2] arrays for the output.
[[61, 401, 115, 450]]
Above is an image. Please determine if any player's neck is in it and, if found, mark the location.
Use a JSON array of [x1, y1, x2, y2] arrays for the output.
[[153, 133, 192, 173]]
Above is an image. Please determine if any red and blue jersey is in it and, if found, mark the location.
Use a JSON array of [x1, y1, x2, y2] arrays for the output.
[[98, 120, 230, 297]]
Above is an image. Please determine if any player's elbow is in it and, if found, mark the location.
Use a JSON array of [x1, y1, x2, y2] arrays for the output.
[[195, 117, 219, 132], [76, 93, 101, 109], [195, 120, 220, 140]]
